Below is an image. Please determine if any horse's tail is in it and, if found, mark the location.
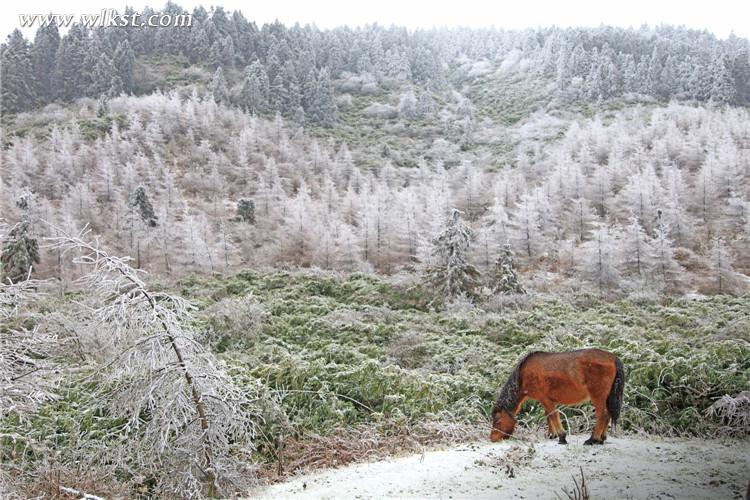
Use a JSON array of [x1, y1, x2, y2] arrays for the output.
[[606, 355, 625, 432]]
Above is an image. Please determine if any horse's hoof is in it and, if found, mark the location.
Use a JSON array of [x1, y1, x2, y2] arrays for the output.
[[584, 437, 604, 446], [558, 437, 568, 445]]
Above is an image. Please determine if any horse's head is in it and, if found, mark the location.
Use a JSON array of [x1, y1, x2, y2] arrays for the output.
[[490, 406, 516, 442]]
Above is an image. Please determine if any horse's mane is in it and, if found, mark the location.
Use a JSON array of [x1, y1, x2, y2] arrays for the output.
[[494, 351, 540, 413]]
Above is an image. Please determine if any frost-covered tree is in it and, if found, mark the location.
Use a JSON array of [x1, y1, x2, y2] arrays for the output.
[[209, 66, 230, 104], [308, 68, 337, 126], [707, 236, 740, 294], [578, 224, 622, 295], [653, 223, 683, 293], [240, 73, 266, 113], [131, 186, 158, 227], [30, 22, 60, 103], [0, 220, 40, 282], [621, 216, 653, 277], [490, 242, 525, 294], [398, 89, 418, 119], [1, 30, 36, 113], [45, 228, 262, 497], [0, 194, 40, 282], [234, 198, 256, 224], [429, 209, 479, 299]]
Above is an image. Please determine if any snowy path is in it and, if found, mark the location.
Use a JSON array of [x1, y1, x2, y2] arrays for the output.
[[253, 435, 749, 499]]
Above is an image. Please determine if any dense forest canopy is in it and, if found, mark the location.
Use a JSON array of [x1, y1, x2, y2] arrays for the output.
[[2, 7, 750, 114]]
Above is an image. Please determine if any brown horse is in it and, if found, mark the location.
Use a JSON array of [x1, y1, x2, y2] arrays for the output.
[[490, 348, 625, 445]]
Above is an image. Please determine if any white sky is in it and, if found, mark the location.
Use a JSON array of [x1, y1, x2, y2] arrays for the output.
[[3, 0, 749, 41]]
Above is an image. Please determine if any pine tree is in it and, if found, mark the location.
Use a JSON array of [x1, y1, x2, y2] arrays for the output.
[[220, 35, 236, 67], [398, 89, 418, 119], [1, 30, 37, 113], [1, 195, 40, 282], [188, 21, 211, 63], [621, 216, 652, 277], [88, 52, 116, 96], [708, 52, 737, 104], [131, 186, 158, 227], [31, 22, 61, 104], [429, 208, 479, 299], [54, 24, 89, 101], [309, 68, 337, 127], [491, 243, 525, 294], [0, 220, 40, 282], [240, 73, 265, 113], [234, 199, 255, 223], [113, 40, 135, 93], [209, 66, 229, 104], [417, 91, 437, 117]]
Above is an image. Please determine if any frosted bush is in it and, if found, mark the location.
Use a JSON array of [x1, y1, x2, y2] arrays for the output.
[[204, 294, 266, 341], [705, 392, 750, 435]]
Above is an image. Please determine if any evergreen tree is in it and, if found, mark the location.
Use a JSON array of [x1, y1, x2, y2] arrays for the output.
[[417, 91, 437, 117], [429, 209, 479, 299], [0, 195, 40, 282], [55, 24, 89, 101], [209, 66, 229, 104], [131, 186, 158, 227], [1, 30, 37, 113], [188, 21, 211, 63], [88, 52, 116, 96], [491, 243, 526, 294], [240, 73, 265, 113], [398, 89, 418, 119], [113, 40, 135, 93], [309, 68, 337, 127], [0, 220, 40, 282], [233, 199, 255, 223], [31, 22, 61, 104], [247, 60, 270, 103], [708, 52, 737, 104], [219, 34, 236, 67]]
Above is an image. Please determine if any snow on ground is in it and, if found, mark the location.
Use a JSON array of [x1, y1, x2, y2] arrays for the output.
[[254, 435, 749, 499]]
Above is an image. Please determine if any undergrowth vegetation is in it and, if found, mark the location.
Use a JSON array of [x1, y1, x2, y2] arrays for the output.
[[2, 270, 748, 493], [194, 271, 749, 472]]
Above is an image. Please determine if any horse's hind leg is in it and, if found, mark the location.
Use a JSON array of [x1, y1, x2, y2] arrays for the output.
[[541, 400, 567, 445], [584, 398, 609, 445]]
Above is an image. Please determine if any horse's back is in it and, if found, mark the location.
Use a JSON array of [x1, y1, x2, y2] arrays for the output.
[[520, 349, 618, 405]]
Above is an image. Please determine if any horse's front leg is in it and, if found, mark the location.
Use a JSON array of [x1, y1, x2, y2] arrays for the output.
[[541, 400, 567, 445], [549, 410, 567, 444]]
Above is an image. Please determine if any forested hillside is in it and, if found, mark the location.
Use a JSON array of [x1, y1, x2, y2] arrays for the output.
[[2, 8, 750, 295]]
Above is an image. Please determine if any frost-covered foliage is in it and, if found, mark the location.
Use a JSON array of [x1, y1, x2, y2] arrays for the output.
[[491, 243, 525, 295], [1, 89, 749, 295], [429, 209, 479, 299], [0, 228, 263, 498], [705, 392, 750, 436], [3, 18, 749, 117], [0, 279, 58, 418]]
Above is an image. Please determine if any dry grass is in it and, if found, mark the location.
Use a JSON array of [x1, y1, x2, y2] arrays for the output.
[[557, 466, 590, 500], [258, 423, 483, 482]]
